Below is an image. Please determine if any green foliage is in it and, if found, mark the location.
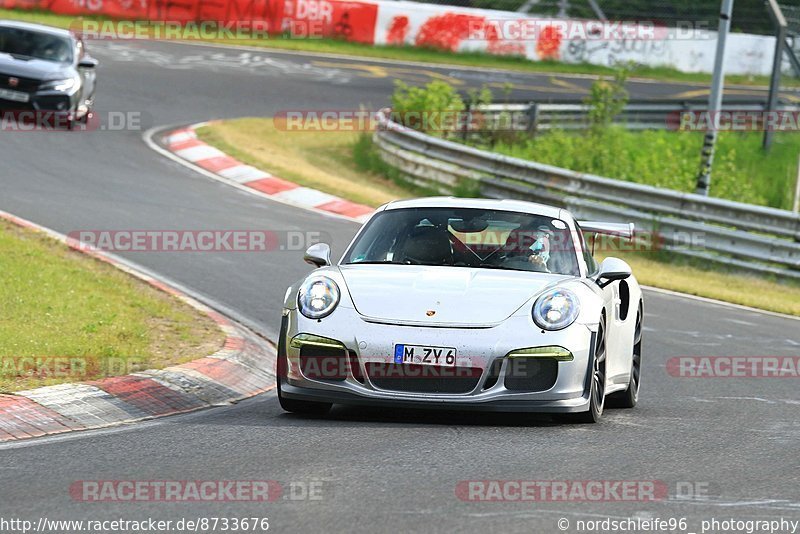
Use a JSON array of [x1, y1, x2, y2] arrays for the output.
[[352, 132, 386, 172], [452, 178, 482, 198], [387, 77, 798, 210], [391, 81, 465, 137], [466, 85, 493, 108], [585, 65, 630, 135], [489, 127, 798, 209], [467, 84, 506, 146]]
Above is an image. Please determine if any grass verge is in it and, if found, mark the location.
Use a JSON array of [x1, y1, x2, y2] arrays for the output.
[[197, 117, 800, 317], [0, 7, 795, 88], [195, 118, 421, 207], [0, 220, 225, 393], [595, 250, 800, 317]]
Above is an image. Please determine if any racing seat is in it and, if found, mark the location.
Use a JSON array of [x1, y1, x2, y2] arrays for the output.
[[401, 225, 453, 265]]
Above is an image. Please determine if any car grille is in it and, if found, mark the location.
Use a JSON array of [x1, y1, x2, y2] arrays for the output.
[[0, 74, 40, 92], [366, 363, 482, 394], [299, 345, 348, 382], [503, 358, 558, 391]]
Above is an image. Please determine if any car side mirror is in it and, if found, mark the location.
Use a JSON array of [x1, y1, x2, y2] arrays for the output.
[[304, 243, 331, 268], [78, 57, 98, 69], [596, 257, 631, 288]]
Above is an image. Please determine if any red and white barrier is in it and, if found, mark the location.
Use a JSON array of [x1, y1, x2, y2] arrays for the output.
[[162, 126, 375, 221], [4, 0, 779, 75]]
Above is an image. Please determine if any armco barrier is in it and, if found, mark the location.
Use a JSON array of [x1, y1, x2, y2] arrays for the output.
[[374, 110, 800, 280], [467, 100, 800, 133]]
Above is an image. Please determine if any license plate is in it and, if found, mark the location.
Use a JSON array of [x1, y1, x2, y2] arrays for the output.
[[0, 88, 29, 103], [394, 344, 457, 367]]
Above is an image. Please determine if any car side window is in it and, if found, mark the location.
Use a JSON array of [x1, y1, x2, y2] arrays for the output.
[[76, 39, 85, 60], [576, 225, 598, 275]]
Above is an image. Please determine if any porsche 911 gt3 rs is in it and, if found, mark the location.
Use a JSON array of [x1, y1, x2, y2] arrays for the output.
[[277, 197, 643, 423]]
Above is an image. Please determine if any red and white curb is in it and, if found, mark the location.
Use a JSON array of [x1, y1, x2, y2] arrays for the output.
[[0, 210, 277, 442], [153, 123, 374, 223]]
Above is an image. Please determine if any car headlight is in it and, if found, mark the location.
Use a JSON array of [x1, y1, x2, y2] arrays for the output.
[[39, 78, 78, 92], [532, 288, 580, 330], [298, 276, 340, 319]]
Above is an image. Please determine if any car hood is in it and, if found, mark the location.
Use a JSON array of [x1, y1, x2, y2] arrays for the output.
[[0, 53, 71, 81], [339, 265, 569, 327]]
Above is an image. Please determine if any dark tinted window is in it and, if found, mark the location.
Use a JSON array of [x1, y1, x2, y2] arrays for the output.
[[0, 28, 73, 63]]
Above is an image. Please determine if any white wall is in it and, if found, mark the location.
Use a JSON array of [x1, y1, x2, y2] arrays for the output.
[[370, 0, 778, 76]]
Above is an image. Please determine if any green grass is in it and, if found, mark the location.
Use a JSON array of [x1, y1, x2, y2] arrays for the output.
[[196, 118, 421, 207], [481, 127, 799, 209], [1, 7, 796, 88], [0, 220, 224, 393]]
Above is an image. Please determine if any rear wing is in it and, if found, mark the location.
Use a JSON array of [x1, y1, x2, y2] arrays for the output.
[[578, 221, 635, 239]]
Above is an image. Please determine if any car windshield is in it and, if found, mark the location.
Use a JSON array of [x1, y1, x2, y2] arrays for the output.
[[344, 207, 581, 276], [0, 27, 72, 63]]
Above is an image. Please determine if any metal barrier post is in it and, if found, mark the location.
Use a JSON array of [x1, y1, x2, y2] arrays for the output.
[[526, 102, 540, 136], [695, 0, 734, 196], [764, 0, 788, 150]]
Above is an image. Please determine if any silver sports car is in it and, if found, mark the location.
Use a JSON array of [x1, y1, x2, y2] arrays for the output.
[[277, 198, 643, 423]]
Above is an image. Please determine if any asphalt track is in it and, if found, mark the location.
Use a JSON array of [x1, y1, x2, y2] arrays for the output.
[[1, 40, 799, 533]]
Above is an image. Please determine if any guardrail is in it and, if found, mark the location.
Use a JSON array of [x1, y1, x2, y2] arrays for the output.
[[374, 110, 800, 280], [465, 99, 800, 133]]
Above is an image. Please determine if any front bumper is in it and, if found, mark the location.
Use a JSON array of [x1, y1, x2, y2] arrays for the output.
[[0, 91, 78, 112], [279, 306, 597, 413], [280, 381, 592, 413]]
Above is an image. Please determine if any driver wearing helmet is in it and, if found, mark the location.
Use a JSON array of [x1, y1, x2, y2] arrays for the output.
[[528, 225, 552, 272]]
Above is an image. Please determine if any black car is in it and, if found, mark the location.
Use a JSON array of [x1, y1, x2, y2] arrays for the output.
[[0, 20, 97, 125]]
